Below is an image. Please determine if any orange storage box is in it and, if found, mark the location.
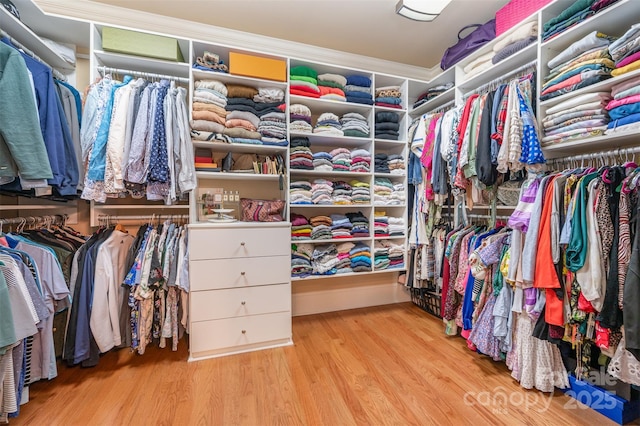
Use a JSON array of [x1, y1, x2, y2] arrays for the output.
[[229, 52, 287, 82]]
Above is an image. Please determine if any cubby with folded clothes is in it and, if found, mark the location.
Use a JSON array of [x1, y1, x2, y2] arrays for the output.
[[290, 65, 320, 98], [374, 240, 405, 270], [375, 110, 401, 140], [375, 86, 402, 109], [290, 136, 313, 170], [374, 153, 404, 175], [289, 178, 370, 205], [290, 103, 313, 133], [413, 82, 454, 109], [190, 79, 287, 146], [374, 213, 405, 238], [373, 178, 405, 205], [541, 31, 616, 102], [290, 240, 372, 276], [344, 74, 374, 105], [541, 92, 611, 145], [542, 0, 623, 42]]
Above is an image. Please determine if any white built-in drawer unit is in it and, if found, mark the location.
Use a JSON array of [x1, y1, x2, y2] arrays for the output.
[[187, 222, 292, 361]]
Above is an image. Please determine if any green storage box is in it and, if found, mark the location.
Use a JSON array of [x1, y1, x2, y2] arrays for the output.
[[102, 27, 184, 62]]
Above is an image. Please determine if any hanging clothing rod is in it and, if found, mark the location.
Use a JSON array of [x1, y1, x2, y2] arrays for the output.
[[465, 213, 511, 220], [98, 66, 190, 84], [1, 30, 67, 81], [97, 214, 189, 222], [549, 146, 640, 163], [0, 214, 67, 226], [430, 99, 457, 114], [465, 59, 537, 98]]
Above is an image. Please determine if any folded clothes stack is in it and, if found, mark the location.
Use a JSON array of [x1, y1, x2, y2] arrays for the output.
[[332, 180, 353, 204], [254, 87, 287, 145], [312, 244, 340, 275], [388, 216, 405, 237], [291, 213, 312, 240], [335, 243, 354, 274], [290, 65, 320, 98], [609, 24, 640, 77], [350, 148, 371, 173], [541, 31, 616, 102], [313, 112, 343, 136], [291, 243, 313, 278], [375, 86, 402, 109], [312, 178, 334, 204], [190, 79, 229, 138], [463, 52, 495, 81], [312, 151, 333, 172], [318, 73, 347, 101], [350, 243, 372, 272], [374, 242, 390, 270], [375, 111, 400, 140], [413, 82, 454, 109], [290, 103, 313, 133], [290, 180, 313, 204], [330, 147, 351, 172], [340, 112, 370, 138], [541, 91, 611, 145], [374, 153, 390, 173], [387, 241, 405, 269], [605, 76, 640, 135], [344, 74, 374, 105], [346, 211, 369, 237], [492, 21, 538, 65], [374, 213, 389, 237], [388, 154, 405, 175], [290, 136, 313, 170], [542, 0, 621, 42], [373, 177, 393, 205], [351, 180, 371, 204], [390, 182, 406, 205], [310, 215, 333, 240], [330, 214, 353, 239]]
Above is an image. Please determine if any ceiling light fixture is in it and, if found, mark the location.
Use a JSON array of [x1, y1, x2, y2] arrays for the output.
[[395, 0, 452, 22]]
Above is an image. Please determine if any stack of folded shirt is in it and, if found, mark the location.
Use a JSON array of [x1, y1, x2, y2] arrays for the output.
[[291, 243, 313, 278], [374, 213, 390, 237], [346, 211, 369, 237], [335, 242, 354, 274], [463, 52, 494, 80], [375, 111, 400, 140], [290, 103, 313, 133], [388, 241, 405, 269], [313, 112, 344, 136], [351, 180, 371, 204], [312, 244, 340, 275], [390, 183, 406, 205], [350, 243, 372, 272], [313, 151, 333, 171], [290, 136, 313, 169], [340, 112, 370, 138], [290, 180, 313, 204], [331, 147, 351, 171], [606, 75, 640, 135], [344, 75, 374, 105], [330, 214, 353, 239], [350, 149, 371, 173], [492, 21, 538, 64], [332, 180, 353, 204], [609, 24, 640, 77], [224, 84, 264, 143], [290, 65, 320, 98], [257, 111, 287, 145], [413, 83, 454, 109], [373, 178, 394, 205], [319, 86, 346, 101], [374, 242, 390, 270], [542, 91, 611, 145], [542, 0, 620, 42], [541, 31, 615, 102], [318, 73, 347, 91], [291, 213, 312, 240], [388, 216, 405, 237], [388, 154, 405, 174], [375, 86, 402, 109], [312, 179, 334, 204], [374, 153, 390, 173], [191, 79, 229, 136], [310, 215, 333, 240]]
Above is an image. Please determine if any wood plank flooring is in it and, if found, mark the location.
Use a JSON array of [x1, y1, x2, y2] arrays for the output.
[[11, 303, 618, 425]]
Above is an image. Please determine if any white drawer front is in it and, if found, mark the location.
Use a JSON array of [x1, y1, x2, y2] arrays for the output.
[[190, 284, 290, 322], [190, 255, 290, 291], [190, 311, 292, 354], [189, 227, 289, 260]]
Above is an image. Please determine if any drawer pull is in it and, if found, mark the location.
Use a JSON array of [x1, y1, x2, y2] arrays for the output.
[[241, 301, 246, 305], [240, 241, 246, 246], [241, 329, 246, 334]]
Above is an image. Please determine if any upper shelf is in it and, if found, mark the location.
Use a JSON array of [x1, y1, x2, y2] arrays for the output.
[[289, 131, 371, 147], [192, 141, 288, 154], [409, 87, 456, 117], [0, 5, 77, 72], [192, 68, 288, 89], [540, 0, 637, 55], [542, 130, 640, 158], [94, 50, 190, 78]]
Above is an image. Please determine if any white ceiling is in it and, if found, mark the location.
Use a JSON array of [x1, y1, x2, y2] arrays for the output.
[[90, 0, 510, 69]]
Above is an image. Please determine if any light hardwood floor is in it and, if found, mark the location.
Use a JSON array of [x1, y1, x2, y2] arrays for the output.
[[12, 303, 618, 425]]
